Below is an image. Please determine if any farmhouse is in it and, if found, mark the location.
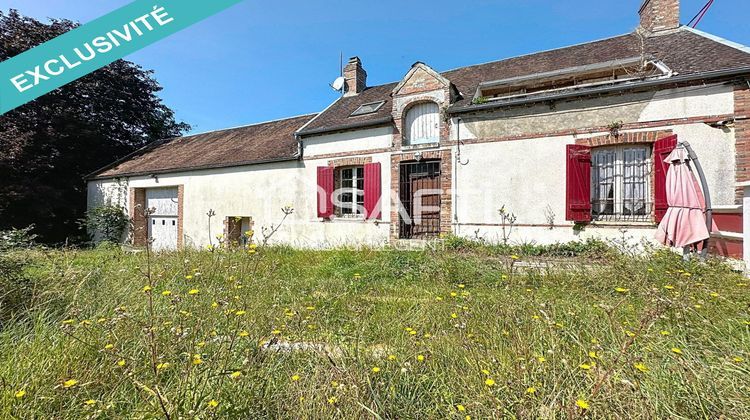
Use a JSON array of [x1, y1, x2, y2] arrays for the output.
[[88, 0, 750, 254]]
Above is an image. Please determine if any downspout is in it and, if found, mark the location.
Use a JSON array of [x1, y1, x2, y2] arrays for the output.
[[454, 118, 460, 236], [680, 141, 713, 258]]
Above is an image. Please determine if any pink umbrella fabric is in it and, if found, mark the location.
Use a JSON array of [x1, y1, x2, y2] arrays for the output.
[[655, 147, 715, 248]]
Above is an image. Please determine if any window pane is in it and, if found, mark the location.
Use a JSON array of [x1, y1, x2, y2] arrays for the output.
[[592, 150, 616, 216]]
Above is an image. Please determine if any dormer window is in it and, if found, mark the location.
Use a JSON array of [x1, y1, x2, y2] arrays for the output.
[[474, 58, 672, 102], [404, 102, 440, 145]]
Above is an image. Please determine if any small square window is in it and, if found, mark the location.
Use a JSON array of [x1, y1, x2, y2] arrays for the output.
[[350, 101, 385, 117]]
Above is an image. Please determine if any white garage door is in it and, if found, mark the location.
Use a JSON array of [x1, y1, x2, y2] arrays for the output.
[[146, 187, 178, 251]]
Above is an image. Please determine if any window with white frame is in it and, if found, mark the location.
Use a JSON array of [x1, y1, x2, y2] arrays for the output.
[[591, 145, 651, 221], [404, 102, 440, 145], [334, 166, 364, 217]]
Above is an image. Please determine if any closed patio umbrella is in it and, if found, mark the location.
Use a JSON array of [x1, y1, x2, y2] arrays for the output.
[[655, 147, 715, 249]]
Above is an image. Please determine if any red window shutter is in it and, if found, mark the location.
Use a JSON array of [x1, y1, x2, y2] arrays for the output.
[[653, 134, 677, 223], [316, 166, 334, 219], [363, 162, 382, 220], [565, 144, 592, 222]]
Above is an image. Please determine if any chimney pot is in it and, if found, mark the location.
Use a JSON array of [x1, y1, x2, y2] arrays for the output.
[[639, 0, 680, 33], [343, 56, 367, 96]]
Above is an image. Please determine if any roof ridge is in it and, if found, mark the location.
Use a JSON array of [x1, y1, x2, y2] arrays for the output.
[[439, 32, 636, 75], [184, 112, 317, 139], [328, 32, 637, 94], [681, 26, 750, 55]]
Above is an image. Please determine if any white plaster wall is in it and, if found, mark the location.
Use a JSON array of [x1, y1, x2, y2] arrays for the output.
[[453, 122, 735, 245], [88, 153, 392, 249], [638, 85, 734, 122], [302, 126, 392, 157]]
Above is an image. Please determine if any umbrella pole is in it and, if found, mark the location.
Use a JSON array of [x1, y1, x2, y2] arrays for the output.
[[680, 141, 713, 260]]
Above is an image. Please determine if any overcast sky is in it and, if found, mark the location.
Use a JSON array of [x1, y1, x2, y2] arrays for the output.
[[2, 0, 749, 134]]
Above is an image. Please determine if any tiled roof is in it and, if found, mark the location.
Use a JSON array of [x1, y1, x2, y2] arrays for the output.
[[90, 114, 315, 179], [93, 27, 750, 178], [298, 28, 750, 136]]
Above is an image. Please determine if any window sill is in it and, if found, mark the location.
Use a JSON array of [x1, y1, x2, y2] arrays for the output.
[[402, 142, 440, 151], [588, 220, 655, 228]]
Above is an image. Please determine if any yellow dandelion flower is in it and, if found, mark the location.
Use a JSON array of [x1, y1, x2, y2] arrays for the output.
[[576, 399, 590, 410], [63, 379, 78, 388], [142, 285, 152, 293], [306, 306, 315, 311], [451, 313, 458, 319], [84, 399, 96, 406], [388, 354, 396, 361], [62, 319, 75, 325], [733, 356, 744, 363], [510, 255, 520, 260], [207, 399, 218, 408], [409, 330, 417, 336], [188, 289, 199, 295], [660, 330, 671, 336], [185, 275, 193, 280], [117, 359, 126, 367], [291, 374, 300, 381], [161, 290, 172, 296], [372, 366, 381, 373], [633, 363, 649, 373], [104, 343, 114, 350], [235, 310, 246, 316], [450, 292, 458, 297], [230, 371, 242, 379], [588, 351, 598, 359], [435, 296, 443, 301], [526, 387, 536, 394], [417, 355, 425, 362], [327, 396, 337, 405], [615, 287, 629, 293], [457, 404, 466, 411], [481, 369, 490, 375], [211, 302, 219, 308], [272, 329, 282, 335], [579, 363, 592, 370], [664, 285, 674, 290], [14, 390, 26, 398], [156, 362, 170, 370], [671, 347, 683, 355], [192, 355, 203, 365], [537, 356, 546, 363], [485, 378, 496, 387], [694, 304, 703, 309], [625, 330, 636, 337], [458, 284, 465, 288], [709, 292, 719, 298]]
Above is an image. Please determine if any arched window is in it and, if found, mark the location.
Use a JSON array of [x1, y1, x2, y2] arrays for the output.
[[404, 102, 439, 145]]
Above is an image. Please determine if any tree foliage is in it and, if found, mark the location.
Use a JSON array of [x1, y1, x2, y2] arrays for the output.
[[0, 10, 189, 244]]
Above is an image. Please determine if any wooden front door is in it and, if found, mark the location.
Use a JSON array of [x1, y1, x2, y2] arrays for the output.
[[399, 160, 441, 239]]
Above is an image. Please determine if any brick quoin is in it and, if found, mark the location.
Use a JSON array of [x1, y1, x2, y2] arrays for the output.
[[735, 86, 750, 203]]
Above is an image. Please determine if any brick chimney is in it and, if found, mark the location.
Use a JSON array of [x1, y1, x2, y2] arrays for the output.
[[343, 56, 366, 96], [639, 0, 680, 33]]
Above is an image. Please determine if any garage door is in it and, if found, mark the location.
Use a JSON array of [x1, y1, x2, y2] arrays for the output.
[[146, 187, 178, 251]]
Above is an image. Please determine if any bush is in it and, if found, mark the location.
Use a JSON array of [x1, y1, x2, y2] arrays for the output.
[[443, 234, 612, 258], [82, 205, 130, 244], [0, 225, 37, 252], [0, 253, 32, 326]]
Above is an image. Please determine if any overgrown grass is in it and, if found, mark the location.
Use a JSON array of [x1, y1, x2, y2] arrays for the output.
[[0, 244, 748, 418]]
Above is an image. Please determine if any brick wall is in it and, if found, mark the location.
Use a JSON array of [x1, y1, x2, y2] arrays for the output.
[[639, 0, 680, 33], [735, 86, 750, 203], [129, 187, 147, 247]]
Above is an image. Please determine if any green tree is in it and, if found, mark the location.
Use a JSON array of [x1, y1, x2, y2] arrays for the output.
[[0, 10, 189, 244]]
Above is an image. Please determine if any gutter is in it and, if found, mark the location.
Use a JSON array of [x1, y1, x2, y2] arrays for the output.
[[87, 155, 299, 181], [448, 66, 750, 115], [296, 116, 393, 137]]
